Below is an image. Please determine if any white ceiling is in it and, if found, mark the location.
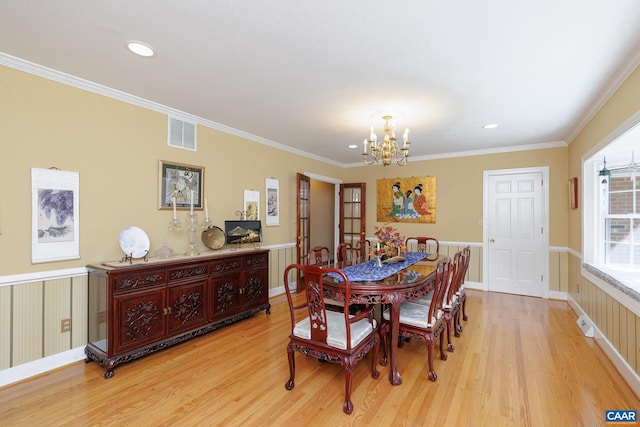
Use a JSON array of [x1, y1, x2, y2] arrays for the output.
[[2, 1, 640, 167]]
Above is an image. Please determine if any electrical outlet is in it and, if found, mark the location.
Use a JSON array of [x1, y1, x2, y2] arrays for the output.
[[61, 318, 72, 333]]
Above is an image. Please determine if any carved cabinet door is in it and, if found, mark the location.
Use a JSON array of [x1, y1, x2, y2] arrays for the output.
[[240, 268, 268, 310], [167, 280, 209, 335], [113, 287, 166, 355], [210, 274, 242, 320]]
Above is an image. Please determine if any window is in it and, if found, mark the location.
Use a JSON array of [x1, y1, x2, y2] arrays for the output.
[[583, 116, 640, 293], [602, 168, 640, 267]]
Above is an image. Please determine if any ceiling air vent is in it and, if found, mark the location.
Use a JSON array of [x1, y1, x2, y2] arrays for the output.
[[168, 116, 197, 151]]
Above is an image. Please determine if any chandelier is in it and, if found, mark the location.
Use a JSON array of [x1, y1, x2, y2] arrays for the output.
[[362, 115, 410, 166]]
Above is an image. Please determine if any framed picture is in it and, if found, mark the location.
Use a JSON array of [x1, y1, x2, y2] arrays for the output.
[[158, 160, 204, 210], [376, 177, 436, 223], [265, 178, 279, 226], [244, 189, 260, 220], [31, 168, 80, 263], [569, 177, 578, 209], [224, 220, 262, 244]]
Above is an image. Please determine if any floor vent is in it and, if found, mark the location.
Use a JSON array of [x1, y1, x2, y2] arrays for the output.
[[576, 314, 594, 337]]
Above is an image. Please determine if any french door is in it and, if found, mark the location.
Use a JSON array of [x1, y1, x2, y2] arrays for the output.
[[339, 183, 366, 248], [484, 168, 548, 297], [296, 173, 311, 292]]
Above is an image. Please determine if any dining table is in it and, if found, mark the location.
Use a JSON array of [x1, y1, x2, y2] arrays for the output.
[[323, 252, 438, 386]]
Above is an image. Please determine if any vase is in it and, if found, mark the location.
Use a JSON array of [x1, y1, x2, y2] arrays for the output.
[[374, 255, 383, 268]]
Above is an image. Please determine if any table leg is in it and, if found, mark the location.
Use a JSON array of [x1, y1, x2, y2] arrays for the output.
[[388, 301, 402, 386]]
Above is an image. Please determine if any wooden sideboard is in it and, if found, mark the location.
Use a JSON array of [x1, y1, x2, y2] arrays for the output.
[[85, 249, 270, 378]]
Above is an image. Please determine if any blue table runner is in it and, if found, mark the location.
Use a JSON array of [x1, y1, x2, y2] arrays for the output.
[[328, 251, 428, 282]]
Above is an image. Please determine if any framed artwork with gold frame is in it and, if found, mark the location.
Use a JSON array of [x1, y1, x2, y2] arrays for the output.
[[376, 177, 436, 223]]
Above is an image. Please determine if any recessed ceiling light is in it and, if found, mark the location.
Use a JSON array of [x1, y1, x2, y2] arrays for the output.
[[348, 144, 358, 149], [483, 123, 499, 129], [126, 41, 155, 57]]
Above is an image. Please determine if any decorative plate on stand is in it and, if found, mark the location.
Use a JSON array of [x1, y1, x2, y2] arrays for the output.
[[202, 225, 225, 250], [119, 226, 150, 258]]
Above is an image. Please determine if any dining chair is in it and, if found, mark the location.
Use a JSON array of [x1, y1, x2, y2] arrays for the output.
[[380, 257, 452, 382], [457, 246, 471, 327], [283, 263, 380, 414], [336, 242, 360, 263], [355, 239, 372, 259], [405, 237, 440, 261], [306, 245, 332, 267]]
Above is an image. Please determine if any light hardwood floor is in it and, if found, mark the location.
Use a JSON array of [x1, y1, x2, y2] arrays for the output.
[[1, 290, 638, 426]]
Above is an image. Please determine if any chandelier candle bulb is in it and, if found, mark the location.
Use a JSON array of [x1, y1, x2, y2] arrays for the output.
[[403, 128, 409, 144], [172, 197, 177, 220]]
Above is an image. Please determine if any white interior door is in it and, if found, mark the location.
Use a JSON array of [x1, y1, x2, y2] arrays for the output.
[[484, 168, 548, 297]]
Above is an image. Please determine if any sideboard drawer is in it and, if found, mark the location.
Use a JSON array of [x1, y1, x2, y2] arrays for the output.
[[168, 262, 209, 283], [113, 268, 167, 292], [210, 257, 243, 275], [243, 252, 268, 269]]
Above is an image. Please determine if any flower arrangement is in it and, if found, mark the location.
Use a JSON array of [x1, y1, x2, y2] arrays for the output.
[[371, 225, 406, 260]]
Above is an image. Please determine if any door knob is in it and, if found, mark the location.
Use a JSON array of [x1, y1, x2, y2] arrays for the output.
[[489, 238, 495, 243]]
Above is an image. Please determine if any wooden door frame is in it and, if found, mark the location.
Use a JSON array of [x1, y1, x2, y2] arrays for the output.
[[339, 182, 366, 247], [482, 166, 550, 297], [302, 172, 342, 254]]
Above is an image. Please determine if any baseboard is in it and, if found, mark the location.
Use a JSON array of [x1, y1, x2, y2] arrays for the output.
[[464, 280, 482, 290], [269, 285, 286, 297], [567, 295, 640, 398], [547, 290, 567, 300], [0, 346, 86, 389]]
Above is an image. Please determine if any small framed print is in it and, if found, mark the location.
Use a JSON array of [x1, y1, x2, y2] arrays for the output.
[[266, 178, 279, 226], [569, 177, 578, 209], [158, 160, 204, 210]]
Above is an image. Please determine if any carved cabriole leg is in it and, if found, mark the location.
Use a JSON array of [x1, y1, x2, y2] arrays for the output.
[[462, 295, 468, 322], [389, 302, 402, 386], [444, 311, 454, 352], [426, 335, 437, 382], [438, 330, 447, 361], [379, 323, 389, 366], [370, 334, 380, 379], [285, 343, 296, 390], [343, 357, 355, 415]]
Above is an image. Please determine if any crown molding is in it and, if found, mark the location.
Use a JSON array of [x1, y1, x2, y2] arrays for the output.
[[565, 47, 640, 144], [0, 52, 343, 168], [343, 140, 568, 168]]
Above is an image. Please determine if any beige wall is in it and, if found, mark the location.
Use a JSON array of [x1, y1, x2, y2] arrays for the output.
[[1, 62, 573, 276], [310, 180, 335, 253], [565, 65, 640, 385], [348, 147, 569, 247], [568, 66, 640, 251], [0, 65, 343, 276]]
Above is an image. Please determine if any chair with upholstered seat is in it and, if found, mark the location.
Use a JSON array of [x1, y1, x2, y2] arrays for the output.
[[283, 263, 380, 414], [457, 246, 471, 328], [380, 257, 452, 382], [355, 239, 372, 259], [405, 237, 440, 261], [412, 248, 465, 352], [306, 245, 332, 267], [336, 242, 360, 263]]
